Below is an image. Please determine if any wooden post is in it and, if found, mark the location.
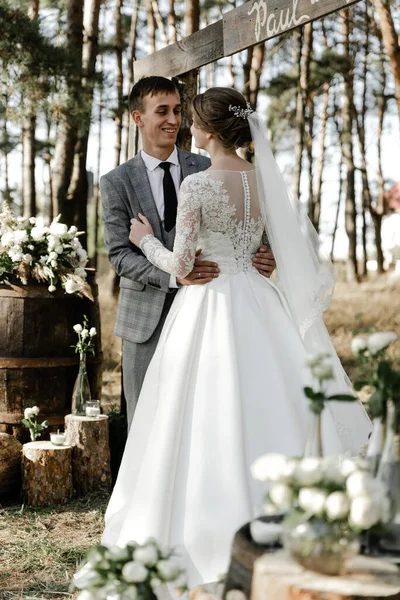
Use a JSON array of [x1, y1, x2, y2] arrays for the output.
[[22, 441, 73, 506], [174, 70, 199, 151], [251, 551, 400, 600], [65, 414, 112, 496]]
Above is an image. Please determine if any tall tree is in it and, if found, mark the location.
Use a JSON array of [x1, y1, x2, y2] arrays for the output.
[[124, 0, 140, 162], [185, 0, 199, 36], [372, 0, 400, 121], [114, 0, 124, 168]]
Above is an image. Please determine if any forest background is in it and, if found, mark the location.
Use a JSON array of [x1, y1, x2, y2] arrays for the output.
[[1, 0, 400, 374]]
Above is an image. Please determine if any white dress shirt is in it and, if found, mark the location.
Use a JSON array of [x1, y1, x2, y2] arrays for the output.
[[141, 146, 181, 288]]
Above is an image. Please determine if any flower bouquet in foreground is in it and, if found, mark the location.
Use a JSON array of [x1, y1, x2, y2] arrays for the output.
[[72, 539, 187, 600], [251, 453, 390, 575], [0, 203, 92, 299]]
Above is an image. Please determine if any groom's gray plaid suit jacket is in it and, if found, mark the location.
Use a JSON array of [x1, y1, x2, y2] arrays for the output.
[[101, 148, 211, 344]]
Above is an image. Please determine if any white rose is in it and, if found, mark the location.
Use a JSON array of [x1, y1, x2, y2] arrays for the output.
[[73, 562, 102, 589], [69, 225, 78, 235], [50, 222, 68, 236], [31, 406, 40, 415], [323, 457, 345, 486], [54, 245, 64, 254], [121, 587, 138, 600], [134, 544, 159, 566], [48, 285, 56, 293], [76, 591, 97, 600], [89, 327, 97, 337], [150, 577, 162, 590], [157, 558, 182, 580], [105, 545, 130, 561], [351, 336, 368, 356], [47, 234, 58, 249], [29, 217, 36, 225], [65, 279, 81, 294], [49, 251, 58, 260], [122, 561, 148, 583], [350, 496, 381, 529], [75, 267, 87, 278], [325, 491, 350, 520], [250, 453, 289, 482], [339, 457, 369, 478], [269, 483, 294, 510], [81, 329, 89, 340], [311, 357, 334, 380], [14, 229, 28, 244], [298, 487, 328, 515], [367, 331, 398, 355], [8, 247, 23, 262], [346, 471, 382, 500], [305, 351, 328, 368], [294, 458, 323, 486], [23, 254, 33, 265], [24, 408, 34, 419], [74, 324, 83, 333], [30, 226, 46, 241], [1, 232, 13, 246]]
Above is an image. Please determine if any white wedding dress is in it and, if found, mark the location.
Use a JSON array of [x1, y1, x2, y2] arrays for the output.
[[102, 170, 371, 587]]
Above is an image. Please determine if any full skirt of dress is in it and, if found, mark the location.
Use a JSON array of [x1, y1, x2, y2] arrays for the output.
[[102, 272, 371, 586]]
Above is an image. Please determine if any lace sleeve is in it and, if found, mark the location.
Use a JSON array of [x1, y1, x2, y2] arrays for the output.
[[140, 175, 202, 278]]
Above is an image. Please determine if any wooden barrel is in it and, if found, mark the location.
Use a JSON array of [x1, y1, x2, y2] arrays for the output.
[[0, 269, 102, 438], [223, 516, 283, 599]]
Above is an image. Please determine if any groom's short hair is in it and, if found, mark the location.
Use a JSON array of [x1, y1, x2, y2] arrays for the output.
[[129, 77, 180, 114]]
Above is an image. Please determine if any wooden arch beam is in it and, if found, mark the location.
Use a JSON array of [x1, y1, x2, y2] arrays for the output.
[[133, 0, 359, 81]]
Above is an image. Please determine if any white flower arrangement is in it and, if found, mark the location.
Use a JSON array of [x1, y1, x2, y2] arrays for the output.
[[21, 405, 49, 442], [0, 203, 92, 299], [251, 453, 390, 531], [72, 316, 97, 358], [71, 539, 187, 600]]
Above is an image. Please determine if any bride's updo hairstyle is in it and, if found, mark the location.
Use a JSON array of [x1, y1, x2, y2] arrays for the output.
[[192, 88, 252, 150]]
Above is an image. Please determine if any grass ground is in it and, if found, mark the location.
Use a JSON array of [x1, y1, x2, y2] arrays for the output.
[[1, 274, 399, 599]]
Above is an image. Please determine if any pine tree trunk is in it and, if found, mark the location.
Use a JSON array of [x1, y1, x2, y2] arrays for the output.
[[147, 0, 156, 53], [168, 0, 177, 43], [341, 9, 359, 282], [1, 114, 11, 203], [312, 83, 329, 232], [124, 0, 139, 162], [52, 0, 83, 223], [372, 0, 400, 121], [114, 0, 124, 168], [185, 0, 199, 37]]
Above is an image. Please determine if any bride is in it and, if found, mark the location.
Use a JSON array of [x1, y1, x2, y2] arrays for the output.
[[102, 87, 371, 586]]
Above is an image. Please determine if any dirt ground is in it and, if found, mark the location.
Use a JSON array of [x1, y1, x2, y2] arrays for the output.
[[1, 272, 399, 599]]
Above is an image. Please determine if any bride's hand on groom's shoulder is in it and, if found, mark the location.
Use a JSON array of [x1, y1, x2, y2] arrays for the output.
[[129, 214, 154, 247], [253, 245, 276, 278], [177, 249, 220, 287]]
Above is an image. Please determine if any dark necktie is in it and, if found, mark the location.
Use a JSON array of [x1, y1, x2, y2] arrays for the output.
[[159, 162, 178, 232]]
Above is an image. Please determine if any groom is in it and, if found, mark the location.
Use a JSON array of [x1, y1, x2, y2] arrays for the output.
[[101, 76, 276, 428]]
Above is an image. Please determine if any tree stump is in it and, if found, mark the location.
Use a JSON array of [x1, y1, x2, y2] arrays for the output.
[[0, 433, 22, 499], [22, 441, 73, 506], [251, 551, 400, 600], [65, 414, 111, 496]]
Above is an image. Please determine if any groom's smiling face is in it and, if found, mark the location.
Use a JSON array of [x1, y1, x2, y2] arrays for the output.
[[133, 91, 182, 158]]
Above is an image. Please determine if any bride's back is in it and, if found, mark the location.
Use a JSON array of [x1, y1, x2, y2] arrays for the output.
[[187, 169, 265, 274]]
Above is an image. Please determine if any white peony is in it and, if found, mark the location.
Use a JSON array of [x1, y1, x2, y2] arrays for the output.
[[150, 577, 162, 590], [323, 457, 345, 486], [325, 491, 350, 520], [134, 544, 159, 566], [122, 561, 148, 583], [65, 279, 81, 294], [105, 545, 130, 561], [48, 285, 56, 293], [31, 406, 40, 415], [294, 458, 323, 486], [298, 487, 328, 515], [8, 247, 23, 262], [81, 329, 89, 340], [89, 327, 97, 337], [251, 453, 289, 482], [157, 558, 182, 580], [367, 331, 398, 355], [349, 496, 381, 529], [74, 324, 83, 333], [1, 231, 13, 246], [351, 336, 368, 356], [13, 229, 28, 244], [269, 483, 294, 510], [346, 471, 383, 500]]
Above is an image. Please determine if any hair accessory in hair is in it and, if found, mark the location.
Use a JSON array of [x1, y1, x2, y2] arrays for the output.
[[228, 102, 253, 119]]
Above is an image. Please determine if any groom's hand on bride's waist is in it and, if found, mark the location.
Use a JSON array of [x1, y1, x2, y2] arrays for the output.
[[253, 245, 276, 278], [177, 249, 220, 286]]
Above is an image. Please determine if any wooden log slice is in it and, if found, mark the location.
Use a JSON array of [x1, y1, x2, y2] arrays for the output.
[[0, 433, 22, 499], [65, 414, 112, 496], [22, 441, 73, 507], [251, 551, 400, 600]]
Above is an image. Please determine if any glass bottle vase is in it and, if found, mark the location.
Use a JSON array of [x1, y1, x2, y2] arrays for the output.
[[71, 353, 91, 415], [303, 412, 323, 457]]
